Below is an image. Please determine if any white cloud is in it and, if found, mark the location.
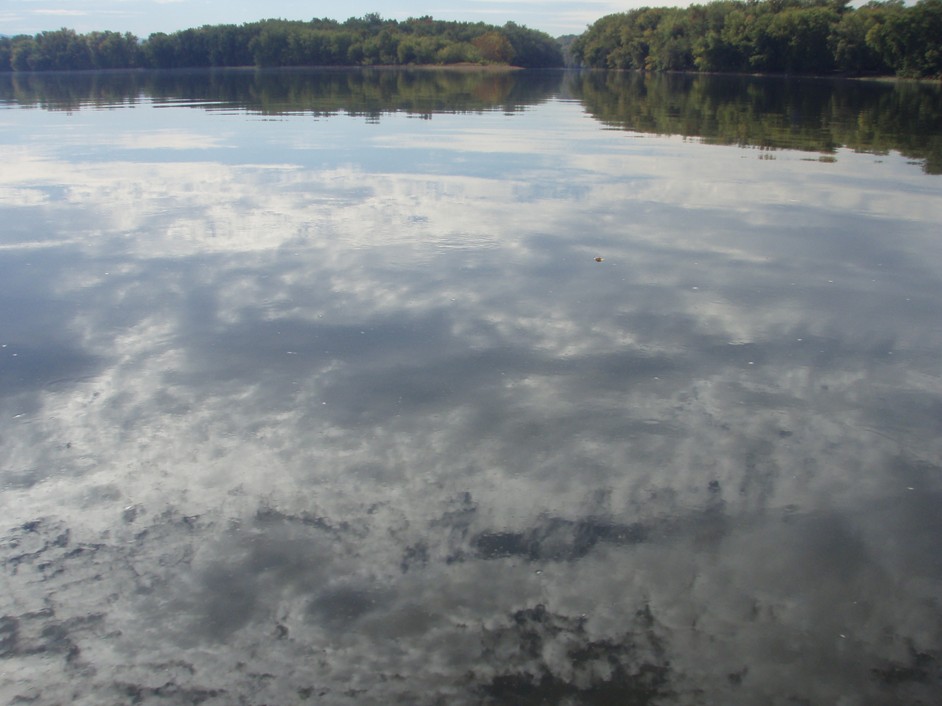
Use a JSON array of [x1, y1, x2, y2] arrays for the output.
[[0, 186, 48, 207], [109, 129, 232, 150], [33, 9, 88, 17]]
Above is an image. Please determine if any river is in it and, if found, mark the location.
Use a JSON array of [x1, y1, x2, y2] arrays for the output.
[[1, 68, 941, 705]]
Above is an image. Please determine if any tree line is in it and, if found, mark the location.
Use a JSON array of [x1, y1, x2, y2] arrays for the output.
[[1, 2, 939, 77], [572, 0, 942, 77], [0, 15, 564, 72]]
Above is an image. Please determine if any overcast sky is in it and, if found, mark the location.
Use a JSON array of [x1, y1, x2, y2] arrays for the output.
[[0, 0, 699, 39]]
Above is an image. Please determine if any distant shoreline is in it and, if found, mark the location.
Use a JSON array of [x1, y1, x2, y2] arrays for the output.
[[0, 63, 530, 76], [5, 65, 940, 84]]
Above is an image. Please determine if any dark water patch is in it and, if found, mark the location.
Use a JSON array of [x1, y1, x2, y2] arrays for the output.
[[472, 516, 647, 562], [478, 604, 671, 705], [114, 681, 226, 705]]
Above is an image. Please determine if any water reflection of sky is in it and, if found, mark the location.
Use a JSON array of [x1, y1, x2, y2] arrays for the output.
[[1, 87, 942, 705]]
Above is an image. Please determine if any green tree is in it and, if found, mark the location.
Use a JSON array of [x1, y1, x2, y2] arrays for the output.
[[205, 25, 255, 67], [144, 32, 180, 68], [0, 37, 11, 71], [650, 9, 695, 70], [571, 14, 625, 68], [397, 36, 444, 64], [764, 6, 839, 72], [472, 31, 516, 64], [501, 21, 564, 67], [359, 29, 400, 65], [866, 0, 942, 77], [86, 31, 141, 69], [830, 2, 891, 73], [691, 1, 752, 72], [250, 27, 290, 67], [25, 29, 93, 70], [9, 36, 38, 71], [436, 42, 481, 64]]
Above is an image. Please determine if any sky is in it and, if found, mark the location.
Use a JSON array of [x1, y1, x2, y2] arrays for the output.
[[0, 0, 696, 39]]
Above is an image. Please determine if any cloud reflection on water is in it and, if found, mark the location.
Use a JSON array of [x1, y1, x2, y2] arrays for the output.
[[1, 82, 941, 705]]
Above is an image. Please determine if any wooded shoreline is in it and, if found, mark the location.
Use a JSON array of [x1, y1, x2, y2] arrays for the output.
[[2, 1, 941, 79]]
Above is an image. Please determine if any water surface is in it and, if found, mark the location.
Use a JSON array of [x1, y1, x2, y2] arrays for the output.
[[1, 69, 941, 705]]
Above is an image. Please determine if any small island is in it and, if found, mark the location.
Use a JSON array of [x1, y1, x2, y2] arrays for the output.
[[0, 15, 564, 72]]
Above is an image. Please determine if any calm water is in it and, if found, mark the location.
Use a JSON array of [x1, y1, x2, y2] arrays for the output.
[[1, 69, 941, 705]]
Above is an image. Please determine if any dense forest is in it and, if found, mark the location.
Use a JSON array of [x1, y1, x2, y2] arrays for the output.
[[0, 1, 940, 76], [0, 15, 563, 71], [573, 0, 942, 77]]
